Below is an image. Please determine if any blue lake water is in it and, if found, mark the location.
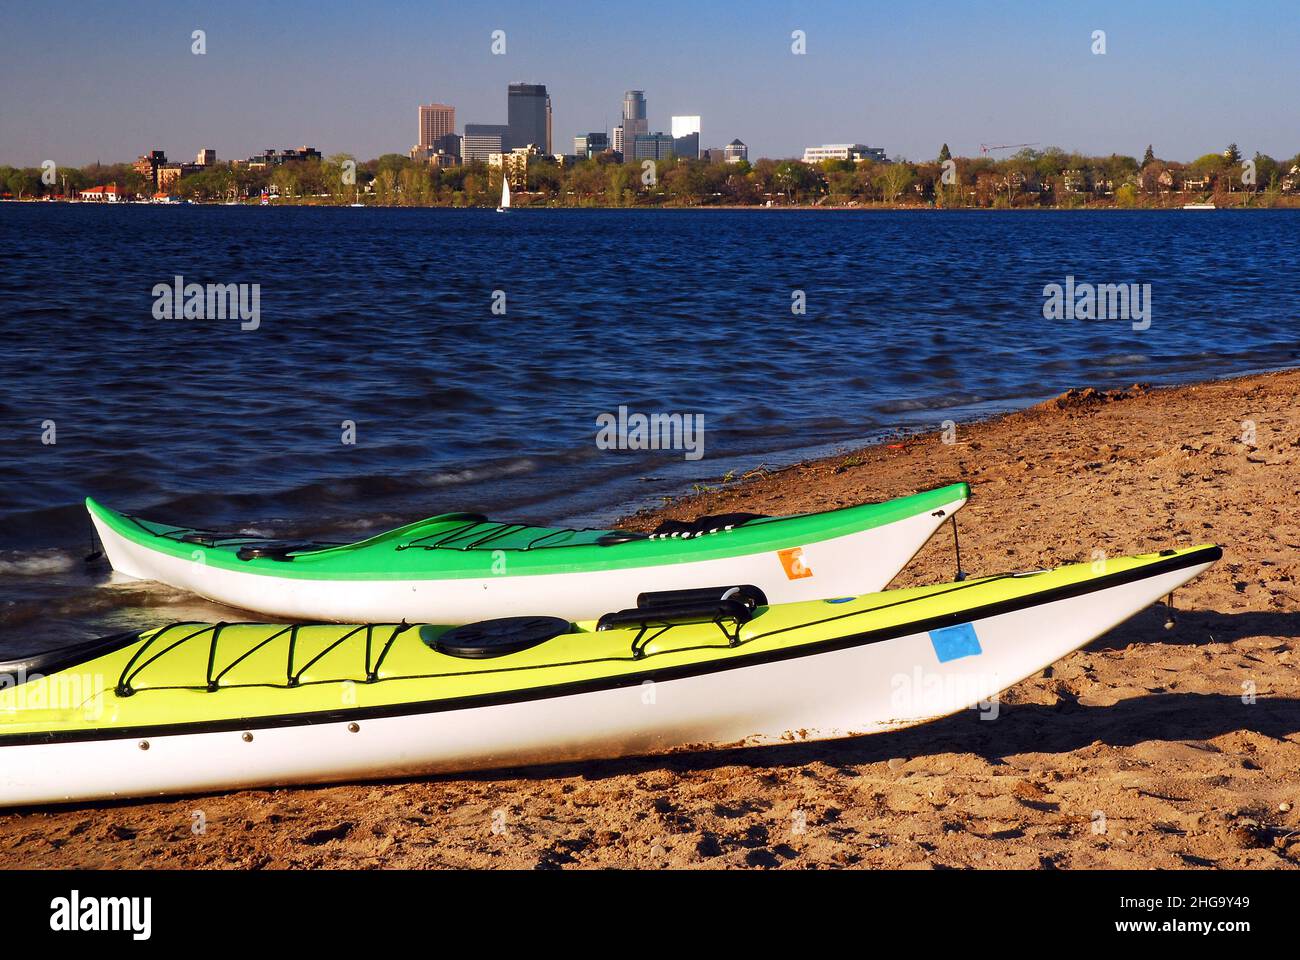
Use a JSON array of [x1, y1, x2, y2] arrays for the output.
[[2, 204, 1298, 646]]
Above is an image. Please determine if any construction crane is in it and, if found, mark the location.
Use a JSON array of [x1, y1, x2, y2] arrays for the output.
[[980, 142, 1039, 156]]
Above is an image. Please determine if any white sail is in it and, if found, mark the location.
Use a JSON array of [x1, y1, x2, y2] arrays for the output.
[[500, 177, 511, 210]]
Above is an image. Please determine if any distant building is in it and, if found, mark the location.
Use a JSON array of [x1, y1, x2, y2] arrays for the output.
[[620, 92, 648, 161], [632, 132, 675, 161], [78, 184, 121, 202], [801, 143, 887, 164], [1061, 169, 1088, 193], [157, 162, 199, 191], [489, 145, 541, 188], [700, 146, 726, 164], [508, 83, 551, 154], [419, 103, 456, 149], [573, 132, 610, 159], [670, 116, 700, 159], [411, 134, 461, 165], [195, 148, 216, 166], [723, 139, 748, 164], [622, 91, 648, 142], [671, 116, 700, 138], [434, 133, 461, 158], [462, 124, 510, 162], [244, 147, 323, 169], [133, 150, 167, 191]]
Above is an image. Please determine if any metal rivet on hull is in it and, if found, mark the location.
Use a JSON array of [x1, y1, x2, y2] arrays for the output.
[[138, 740, 150, 750], [242, 732, 254, 742], [347, 722, 360, 733]]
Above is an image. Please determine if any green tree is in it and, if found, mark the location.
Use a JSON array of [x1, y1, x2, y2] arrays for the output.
[[528, 159, 563, 198], [875, 163, 913, 203], [5, 168, 41, 199], [566, 160, 606, 204], [819, 158, 854, 175], [661, 160, 707, 205], [719, 168, 758, 204], [1142, 145, 1155, 167], [938, 143, 951, 162], [1252, 152, 1279, 194], [605, 163, 631, 206], [1190, 153, 1226, 173], [325, 153, 357, 200], [772, 160, 822, 202]]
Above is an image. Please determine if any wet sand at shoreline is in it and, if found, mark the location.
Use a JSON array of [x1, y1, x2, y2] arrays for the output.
[[2, 369, 1297, 869]]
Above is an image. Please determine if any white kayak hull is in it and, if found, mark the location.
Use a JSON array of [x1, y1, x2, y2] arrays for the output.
[[88, 493, 969, 622], [0, 554, 1212, 806]]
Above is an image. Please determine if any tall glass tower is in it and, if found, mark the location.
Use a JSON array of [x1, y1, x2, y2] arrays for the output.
[[507, 83, 552, 153], [622, 90, 648, 141]]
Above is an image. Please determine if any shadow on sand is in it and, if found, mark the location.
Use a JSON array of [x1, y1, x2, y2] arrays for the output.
[[452, 608, 1299, 785], [1089, 606, 1299, 650]]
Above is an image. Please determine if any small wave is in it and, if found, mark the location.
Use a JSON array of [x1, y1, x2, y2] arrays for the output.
[[418, 457, 537, 487], [877, 394, 982, 414], [0, 579, 226, 632], [0, 551, 78, 577]]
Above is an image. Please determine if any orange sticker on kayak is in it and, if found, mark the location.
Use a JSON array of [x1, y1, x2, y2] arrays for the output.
[[778, 547, 813, 580]]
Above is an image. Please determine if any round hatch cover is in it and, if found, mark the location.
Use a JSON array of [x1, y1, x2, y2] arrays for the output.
[[431, 616, 571, 659]]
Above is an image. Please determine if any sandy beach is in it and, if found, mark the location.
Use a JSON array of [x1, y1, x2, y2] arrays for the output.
[[2, 368, 1297, 870]]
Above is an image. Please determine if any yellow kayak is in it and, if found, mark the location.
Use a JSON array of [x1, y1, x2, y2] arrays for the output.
[[0, 545, 1219, 806]]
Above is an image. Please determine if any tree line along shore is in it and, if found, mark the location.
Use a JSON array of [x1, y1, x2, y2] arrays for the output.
[[5, 143, 1299, 208]]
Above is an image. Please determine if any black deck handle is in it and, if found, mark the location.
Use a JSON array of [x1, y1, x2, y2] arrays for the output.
[[636, 584, 767, 610], [596, 584, 768, 632]]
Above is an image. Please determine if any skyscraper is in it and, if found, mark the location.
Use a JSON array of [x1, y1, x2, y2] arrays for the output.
[[670, 116, 699, 138], [508, 83, 551, 153], [419, 104, 455, 149], [574, 132, 610, 159], [462, 124, 510, 162], [622, 90, 648, 142], [632, 132, 675, 161], [671, 116, 700, 159]]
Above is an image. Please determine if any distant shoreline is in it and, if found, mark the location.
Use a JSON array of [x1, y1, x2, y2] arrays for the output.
[[10, 198, 1299, 211]]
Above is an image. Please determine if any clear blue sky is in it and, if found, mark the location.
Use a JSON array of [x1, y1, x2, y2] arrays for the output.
[[2, 0, 1297, 167]]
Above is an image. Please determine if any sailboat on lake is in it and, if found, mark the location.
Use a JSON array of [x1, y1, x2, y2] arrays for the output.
[[497, 176, 511, 213]]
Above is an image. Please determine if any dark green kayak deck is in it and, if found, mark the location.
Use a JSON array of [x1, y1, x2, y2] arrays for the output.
[[86, 483, 971, 580], [112, 510, 780, 554]]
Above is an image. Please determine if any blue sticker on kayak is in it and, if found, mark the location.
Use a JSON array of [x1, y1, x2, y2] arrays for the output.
[[929, 622, 982, 663]]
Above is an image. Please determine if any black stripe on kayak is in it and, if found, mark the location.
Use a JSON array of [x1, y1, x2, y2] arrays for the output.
[[0, 546, 1220, 748]]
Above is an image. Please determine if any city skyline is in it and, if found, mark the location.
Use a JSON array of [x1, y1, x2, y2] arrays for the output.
[[3, 0, 1300, 167]]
